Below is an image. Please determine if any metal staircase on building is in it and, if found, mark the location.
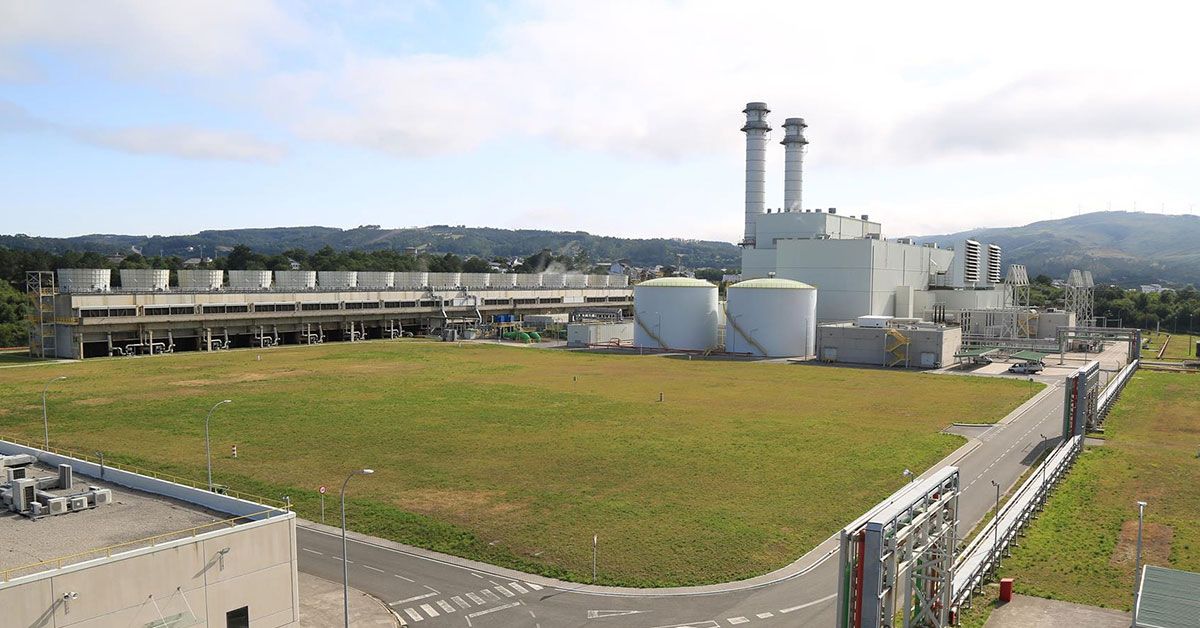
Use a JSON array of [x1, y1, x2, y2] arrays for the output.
[[884, 327, 910, 367], [25, 271, 57, 358]]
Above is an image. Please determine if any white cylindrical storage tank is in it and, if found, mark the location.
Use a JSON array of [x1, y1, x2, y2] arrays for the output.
[[540, 273, 565, 288], [228, 270, 273, 290], [274, 270, 317, 290], [725, 278, 817, 357], [57, 268, 111, 293], [459, 273, 490, 288], [395, 272, 428, 288], [427, 272, 460, 289], [318, 271, 358, 289], [357, 271, 395, 289], [633, 277, 718, 351], [514, 274, 541, 288], [563, 274, 588, 288], [178, 269, 224, 290]]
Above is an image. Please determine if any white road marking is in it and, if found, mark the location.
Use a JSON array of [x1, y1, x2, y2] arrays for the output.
[[393, 573, 415, 583], [392, 592, 438, 605], [419, 603, 439, 617], [727, 618, 750, 625], [466, 592, 486, 606], [437, 599, 455, 613], [647, 622, 719, 628], [300, 548, 322, 555], [495, 585, 515, 597], [756, 612, 774, 618], [587, 609, 647, 619], [451, 596, 470, 609], [481, 589, 501, 603], [779, 593, 837, 613], [403, 608, 423, 622], [467, 601, 522, 619], [363, 565, 384, 573], [508, 581, 528, 594], [525, 581, 543, 590], [423, 584, 440, 595], [470, 572, 484, 578]]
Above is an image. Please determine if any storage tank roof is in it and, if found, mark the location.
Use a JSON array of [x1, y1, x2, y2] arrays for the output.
[[636, 277, 716, 288], [729, 277, 815, 290]]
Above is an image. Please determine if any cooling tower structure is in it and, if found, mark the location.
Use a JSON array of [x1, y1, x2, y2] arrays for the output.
[[633, 277, 719, 351], [178, 270, 224, 290], [56, 269, 111, 293], [274, 271, 317, 290], [318, 271, 358, 289], [357, 271, 395, 289], [725, 277, 817, 357], [228, 270, 272, 290], [119, 269, 169, 292]]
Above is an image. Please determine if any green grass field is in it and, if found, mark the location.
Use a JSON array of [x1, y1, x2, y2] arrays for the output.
[[0, 340, 1038, 586], [1143, 331, 1199, 361], [0, 351, 45, 365], [997, 370, 1200, 609]]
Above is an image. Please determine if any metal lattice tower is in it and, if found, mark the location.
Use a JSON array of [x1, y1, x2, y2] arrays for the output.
[[1005, 264, 1030, 308], [1081, 271, 1095, 326], [25, 271, 57, 358], [1063, 269, 1086, 325]]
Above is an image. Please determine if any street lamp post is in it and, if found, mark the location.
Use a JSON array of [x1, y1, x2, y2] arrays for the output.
[[42, 375, 67, 450], [902, 468, 914, 483], [204, 400, 233, 491], [1133, 500, 1148, 622], [991, 479, 1001, 577], [342, 468, 374, 628]]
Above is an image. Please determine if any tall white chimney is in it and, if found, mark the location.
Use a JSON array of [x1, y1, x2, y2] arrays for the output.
[[781, 117, 808, 212], [742, 102, 771, 246]]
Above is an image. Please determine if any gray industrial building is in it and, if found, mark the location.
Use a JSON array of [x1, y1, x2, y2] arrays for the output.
[[27, 270, 632, 359], [817, 319, 961, 368], [1, 443, 298, 627]]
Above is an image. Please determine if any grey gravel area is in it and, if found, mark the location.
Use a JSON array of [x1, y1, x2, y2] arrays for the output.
[[1, 463, 229, 574]]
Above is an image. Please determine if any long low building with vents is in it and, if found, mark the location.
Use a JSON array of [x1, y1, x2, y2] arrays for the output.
[[27, 270, 632, 359]]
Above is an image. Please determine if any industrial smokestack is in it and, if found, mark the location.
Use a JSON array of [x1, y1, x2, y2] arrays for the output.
[[781, 117, 808, 212], [742, 102, 771, 245]]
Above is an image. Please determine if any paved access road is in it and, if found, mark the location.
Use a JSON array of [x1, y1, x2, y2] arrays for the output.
[[297, 347, 1128, 628]]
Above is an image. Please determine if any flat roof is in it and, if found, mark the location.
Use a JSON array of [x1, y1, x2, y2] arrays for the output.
[[955, 347, 999, 358], [1, 462, 232, 578], [1136, 565, 1200, 628], [1011, 350, 1052, 363]]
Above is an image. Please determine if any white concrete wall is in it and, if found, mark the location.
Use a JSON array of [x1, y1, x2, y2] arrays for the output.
[[0, 517, 299, 627]]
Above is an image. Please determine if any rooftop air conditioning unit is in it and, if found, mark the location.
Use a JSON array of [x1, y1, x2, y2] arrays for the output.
[[30, 502, 44, 516], [68, 495, 89, 511], [47, 497, 68, 515], [93, 489, 113, 506]]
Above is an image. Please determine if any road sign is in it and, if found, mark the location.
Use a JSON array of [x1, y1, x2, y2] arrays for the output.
[[319, 485, 326, 494]]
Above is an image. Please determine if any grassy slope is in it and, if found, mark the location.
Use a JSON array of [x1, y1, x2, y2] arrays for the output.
[[0, 341, 1036, 586], [1144, 331, 1198, 361], [998, 370, 1200, 609]]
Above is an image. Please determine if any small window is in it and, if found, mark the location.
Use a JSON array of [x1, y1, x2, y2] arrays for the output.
[[226, 606, 249, 628]]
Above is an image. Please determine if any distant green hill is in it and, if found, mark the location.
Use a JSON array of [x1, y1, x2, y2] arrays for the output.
[[915, 211, 1200, 286], [0, 226, 742, 270]]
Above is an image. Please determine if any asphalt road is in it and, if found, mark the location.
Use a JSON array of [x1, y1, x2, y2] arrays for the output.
[[297, 348, 1128, 628]]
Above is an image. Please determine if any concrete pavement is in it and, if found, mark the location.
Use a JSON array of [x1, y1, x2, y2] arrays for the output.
[[296, 346, 1129, 627]]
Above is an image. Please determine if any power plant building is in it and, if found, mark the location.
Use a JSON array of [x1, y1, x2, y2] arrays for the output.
[[737, 102, 1007, 324]]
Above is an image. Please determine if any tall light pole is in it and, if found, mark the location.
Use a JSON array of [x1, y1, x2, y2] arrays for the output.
[[204, 400, 233, 491], [1133, 500, 1148, 619], [342, 468, 374, 628], [42, 375, 67, 450], [991, 479, 1001, 577]]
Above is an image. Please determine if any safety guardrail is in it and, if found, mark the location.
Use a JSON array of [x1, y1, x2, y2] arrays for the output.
[[951, 358, 1140, 611], [0, 435, 290, 510]]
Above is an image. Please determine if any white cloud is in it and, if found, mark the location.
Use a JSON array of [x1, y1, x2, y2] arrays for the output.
[[0, 0, 305, 76], [79, 127, 286, 162], [264, 0, 1200, 168]]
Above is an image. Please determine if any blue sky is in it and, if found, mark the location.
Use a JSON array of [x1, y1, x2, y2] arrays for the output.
[[2, 0, 1198, 242]]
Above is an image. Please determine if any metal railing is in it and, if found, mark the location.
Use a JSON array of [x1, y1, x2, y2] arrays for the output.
[[0, 435, 289, 510], [0, 507, 279, 583], [950, 358, 1140, 610]]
